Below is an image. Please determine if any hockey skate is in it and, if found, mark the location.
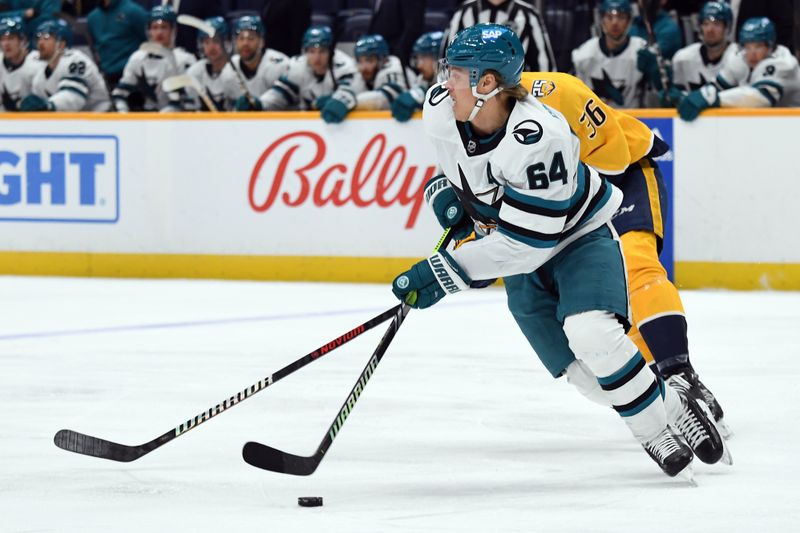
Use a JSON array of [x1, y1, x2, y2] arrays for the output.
[[642, 427, 695, 483], [667, 374, 732, 465], [668, 365, 733, 439]]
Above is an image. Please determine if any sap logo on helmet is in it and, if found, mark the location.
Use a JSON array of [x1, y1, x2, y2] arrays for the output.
[[481, 29, 503, 40], [512, 120, 543, 145], [0, 134, 119, 223]]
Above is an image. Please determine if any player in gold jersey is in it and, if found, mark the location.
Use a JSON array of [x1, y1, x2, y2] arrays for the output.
[[520, 71, 731, 437]]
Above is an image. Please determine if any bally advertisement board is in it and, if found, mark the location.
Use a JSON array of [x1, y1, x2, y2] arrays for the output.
[[0, 111, 798, 289]]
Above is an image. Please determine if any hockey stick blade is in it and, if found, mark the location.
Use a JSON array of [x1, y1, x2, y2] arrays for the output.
[[242, 229, 453, 476], [177, 14, 215, 38], [53, 304, 401, 462], [241, 305, 409, 476]]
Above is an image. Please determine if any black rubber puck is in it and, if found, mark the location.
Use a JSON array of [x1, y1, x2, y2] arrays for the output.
[[298, 496, 323, 507]]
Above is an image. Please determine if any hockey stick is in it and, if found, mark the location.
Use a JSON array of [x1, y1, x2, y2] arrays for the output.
[[638, 0, 672, 103], [176, 14, 258, 107], [162, 73, 218, 112], [242, 228, 454, 475], [53, 305, 403, 462]]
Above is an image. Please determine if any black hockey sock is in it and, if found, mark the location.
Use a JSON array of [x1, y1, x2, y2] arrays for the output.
[[638, 314, 690, 376]]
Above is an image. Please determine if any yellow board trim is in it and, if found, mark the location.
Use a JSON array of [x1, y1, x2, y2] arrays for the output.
[[0, 251, 422, 283], [675, 261, 800, 291]]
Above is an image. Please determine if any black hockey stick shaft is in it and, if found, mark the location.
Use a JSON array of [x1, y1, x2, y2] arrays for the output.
[[53, 304, 402, 462], [242, 228, 454, 475], [639, 0, 672, 102]]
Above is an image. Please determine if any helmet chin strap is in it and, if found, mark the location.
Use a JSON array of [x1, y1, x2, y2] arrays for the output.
[[467, 85, 503, 122]]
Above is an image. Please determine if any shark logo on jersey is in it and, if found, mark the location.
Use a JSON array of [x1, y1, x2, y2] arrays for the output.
[[688, 73, 711, 91], [529, 79, 556, 98], [591, 70, 626, 106], [512, 120, 543, 145], [428, 84, 448, 106]]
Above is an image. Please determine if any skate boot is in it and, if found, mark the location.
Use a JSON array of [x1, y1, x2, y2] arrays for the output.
[[642, 427, 694, 481], [667, 365, 732, 439], [667, 375, 730, 465]]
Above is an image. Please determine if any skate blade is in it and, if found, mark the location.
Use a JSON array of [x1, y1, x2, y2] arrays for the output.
[[675, 463, 697, 486], [716, 418, 734, 440], [720, 440, 733, 466]]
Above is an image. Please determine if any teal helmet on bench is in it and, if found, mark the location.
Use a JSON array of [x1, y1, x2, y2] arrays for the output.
[[739, 17, 777, 49]]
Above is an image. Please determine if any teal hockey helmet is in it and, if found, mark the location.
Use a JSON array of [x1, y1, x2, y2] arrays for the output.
[[149, 5, 177, 27], [599, 0, 632, 15], [699, 1, 732, 26], [445, 23, 524, 88], [0, 16, 24, 38], [739, 17, 776, 49], [355, 34, 389, 59], [302, 25, 333, 50], [412, 31, 444, 57], [36, 19, 73, 47], [199, 16, 229, 41], [234, 15, 264, 37]]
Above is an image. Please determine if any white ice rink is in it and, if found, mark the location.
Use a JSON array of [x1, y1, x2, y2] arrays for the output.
[[1, 276, 798, 532]]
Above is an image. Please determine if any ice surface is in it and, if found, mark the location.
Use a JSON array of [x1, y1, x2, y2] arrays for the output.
[[1, 276, 798, 532]]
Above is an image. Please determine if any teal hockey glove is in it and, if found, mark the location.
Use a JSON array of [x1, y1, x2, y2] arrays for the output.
[[424, 175, 473, 240], [234, 94, 263, 111], [20, 94, 53, 111], [391, 90, 422, 122], [392, 251, 472, 309], [321, 88, 356, 124], [678, 85, 720, 122], [313, 94, 332, 110], [637, 47, 662, 88], [659, 86, 686, 108]]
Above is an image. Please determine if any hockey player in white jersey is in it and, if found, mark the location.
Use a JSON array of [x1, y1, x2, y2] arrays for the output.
[[571, 0, 647, 108], [391, 24, 724, 481], [0, 17, 41, 111], [20, 19, 110, 112], [319, 34, 406, 123], [239, 25, 360, 112], [670, 1, 739, 94], [229, 15, 287, 105], [679, 17, 800, 121], [111, 5, 196, 113], [184, 17, 240, 111], [391, 31, 443, 122]]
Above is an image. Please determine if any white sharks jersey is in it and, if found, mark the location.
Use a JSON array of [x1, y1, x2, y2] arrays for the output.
[[231, 48, 288, 96], [261, 49, 361, 110], [186, 60, 242, 111], [571, 36, 647, 108], [0, 51, 42, 111], [30, 49, 110, 112], [672, 42, 740, 91], [112, 46, 196, 112], [353, 55, 407, 110], [716, 45, 800, 107], [422, 83, 622, 280]]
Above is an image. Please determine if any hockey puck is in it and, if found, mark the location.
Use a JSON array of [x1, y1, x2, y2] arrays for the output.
[[298, 496, 323, 507]]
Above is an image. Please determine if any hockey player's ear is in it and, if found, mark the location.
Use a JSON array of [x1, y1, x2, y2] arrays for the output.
[[478, 72, 499, 94]]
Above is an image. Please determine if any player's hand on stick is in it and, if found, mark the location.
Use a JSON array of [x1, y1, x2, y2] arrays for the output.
[[659, 86, 685, 108], [678, 84, 719, 122], [321, 88, 356, 124], [391, 91, 421, 122], [637, 47, 663, 88], [20, 94, 54, 111], [234, 94, 263, 111], [392, 252, 471, 309], [424, 175, 473, 240]]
